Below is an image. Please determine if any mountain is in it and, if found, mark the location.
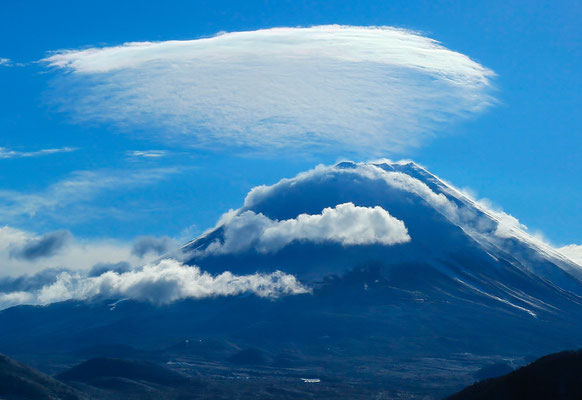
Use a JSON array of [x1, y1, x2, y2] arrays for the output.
[[56, 358, 202, 400], [56, 358, 190, 386], [0, 353, 84, 400], [1, 160, 581, 398], [448, 349, 582, 399], [182, 160, 582, 304]]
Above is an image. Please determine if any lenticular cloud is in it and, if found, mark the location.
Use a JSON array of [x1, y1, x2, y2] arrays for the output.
[[44, 25, 495, 154]]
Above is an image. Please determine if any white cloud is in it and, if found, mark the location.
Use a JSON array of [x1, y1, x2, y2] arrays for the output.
[[43, 25, 495, 155], [204, 202, 410, 255], [0, 146, 77, 159], [0, 58, 13, 67], [0, 258, 309, 310], [0, 226, 185, 279], [127, 150, 168, 158], [0, 167, 179, 222], [240, 160, 582, 278], [0, 225, 147, 277], [559, 245, 582, 266]]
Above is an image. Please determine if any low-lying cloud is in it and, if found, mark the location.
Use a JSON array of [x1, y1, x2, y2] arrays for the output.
[[0, 259, 309, 310], [10, 230, 72, 260], [204, 202, 410, 255], [43, 25, 495, 155]]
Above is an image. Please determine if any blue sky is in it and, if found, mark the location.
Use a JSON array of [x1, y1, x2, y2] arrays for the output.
[[0, 0, 580, 256]]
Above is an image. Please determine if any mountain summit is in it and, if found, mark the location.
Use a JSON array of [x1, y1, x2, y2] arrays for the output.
[[1, 160, 581, 398], [181, 160, 582, 318]]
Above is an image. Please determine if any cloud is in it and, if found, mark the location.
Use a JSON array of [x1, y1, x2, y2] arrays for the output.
[[0, 146, 77, 159], [0, 167, 179, 223], [241, 160, 536, 247], [244, 162, 460, 222], [204, 202, 410, 255], [0, 225, 157, 277], [0, 258, 309, 310], [131, 235, 178, 257], [127, 150, 168, 158], [0, 58, 13, 67], [43, 25, 495, 155], [240, 160, 582, 277], [559, 245, 582, 266], [88, 261, 132, 277], [9, 230, 72, 260], [0, 268, 68, 293]]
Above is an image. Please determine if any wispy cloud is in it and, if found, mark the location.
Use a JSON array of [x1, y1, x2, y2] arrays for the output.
[[0, 225, 178, 278], [43, 25, 495, 155], [127, 150, 168, 158], [0, 258, 309, 310], [0, 167, 180, 222], [0, 58, 13, 67], [0, 146, 77, 159]]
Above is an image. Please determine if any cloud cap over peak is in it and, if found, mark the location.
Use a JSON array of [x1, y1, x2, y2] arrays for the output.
[[44, 25, 495, 155]]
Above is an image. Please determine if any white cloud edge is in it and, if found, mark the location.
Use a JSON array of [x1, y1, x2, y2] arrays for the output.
[[41, 25, 495, 155]]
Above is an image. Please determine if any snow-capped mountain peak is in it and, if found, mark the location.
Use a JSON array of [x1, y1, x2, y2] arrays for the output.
[[181, 160, 582, 318]]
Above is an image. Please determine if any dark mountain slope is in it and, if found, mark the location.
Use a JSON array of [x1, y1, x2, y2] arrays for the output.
[[0, 353, 84, 400], [447, 349, 582, 400], [56, 357, 189, 386]]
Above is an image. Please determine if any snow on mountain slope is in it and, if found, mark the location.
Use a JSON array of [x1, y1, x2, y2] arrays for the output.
[[181, 160, 582, 318]]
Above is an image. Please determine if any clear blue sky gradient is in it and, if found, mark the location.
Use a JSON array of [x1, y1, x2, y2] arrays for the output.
[[0, 0, 580, 245]]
